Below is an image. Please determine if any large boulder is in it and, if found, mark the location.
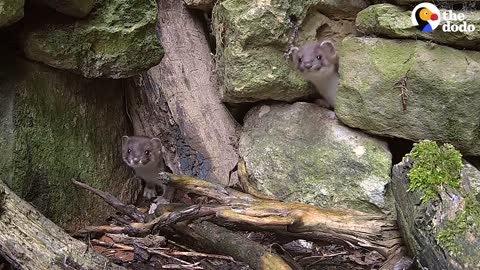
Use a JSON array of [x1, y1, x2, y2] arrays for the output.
[[392, 141, 480, 269], [239, 102, 392, 213], [32, 0, 95, 17], [0, 0, 23, 27], [336, 37, 480, 156], [21, 0, 163, 79], [213, 0, 367, 103], [356, 4, 480, 50], [0, 55, 131, 230]]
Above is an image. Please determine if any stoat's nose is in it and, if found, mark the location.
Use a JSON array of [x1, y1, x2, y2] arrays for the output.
[[304, 62, 313, 69], [132, 158, 139, 164]]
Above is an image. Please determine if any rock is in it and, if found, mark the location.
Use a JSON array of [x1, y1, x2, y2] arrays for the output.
[[356, 4, 480, 50], [0, 54, 131, 230], [21, 0, 163, 79], [392, 141, 480, 269], [213, 0, 367, 103], [32, 0, 95, 18], [183, 0, 215, 11], [239, 102, 392, 213], [0, 0, 24, 27], [336, 37, 480, 156]]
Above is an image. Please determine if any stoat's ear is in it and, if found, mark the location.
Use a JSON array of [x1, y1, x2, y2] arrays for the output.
[[151, 137, 162, 150], [319, 40, 336, 56]]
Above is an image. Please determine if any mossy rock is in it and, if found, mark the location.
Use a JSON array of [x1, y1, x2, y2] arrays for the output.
[[392, 141, 480, 269], [356, 4, 480, 50], [0, 0, 24, 27], [239, 102, 392, 213], [336, 37, 480, 156], [213, 0, 367, 103], [32, 0, 95, 17], [0, 55, 131, 230], [21, 0, 163, 79]]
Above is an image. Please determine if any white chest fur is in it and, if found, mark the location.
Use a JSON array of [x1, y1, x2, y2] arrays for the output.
[[302, 65, 339, 108]]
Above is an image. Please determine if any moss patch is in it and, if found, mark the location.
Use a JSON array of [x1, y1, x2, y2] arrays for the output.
[[407, 140, 463, 203], [437, 196, 480, 257]]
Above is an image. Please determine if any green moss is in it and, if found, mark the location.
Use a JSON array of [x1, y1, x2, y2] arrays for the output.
[[436, 196, 480, 257], [0, 0, 24, 27], [407, 140, 463, 203], [370, 40, 414, 81], [21, 0, 162, 78]]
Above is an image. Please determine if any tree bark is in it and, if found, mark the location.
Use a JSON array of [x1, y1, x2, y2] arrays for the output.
[[0, 180, 126, 270], [127, 0, 239, 186]]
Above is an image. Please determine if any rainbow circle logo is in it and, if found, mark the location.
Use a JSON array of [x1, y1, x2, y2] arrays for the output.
[[411, 3, 441, 32]]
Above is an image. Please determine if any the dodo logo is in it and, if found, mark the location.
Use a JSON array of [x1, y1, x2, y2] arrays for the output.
[[411, 3, 441, 32]]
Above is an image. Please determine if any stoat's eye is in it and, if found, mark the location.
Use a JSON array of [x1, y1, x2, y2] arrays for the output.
[[127, 148, 131, 153], [316, 55, 322, 60], [144, 150, 150, 156]]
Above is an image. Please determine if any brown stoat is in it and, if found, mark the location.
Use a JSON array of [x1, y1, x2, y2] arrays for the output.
[[122, 135, 174, 203], [291, 40, 339, 109]]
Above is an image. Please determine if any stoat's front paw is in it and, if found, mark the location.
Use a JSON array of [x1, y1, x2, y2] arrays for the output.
[[153, 196, 170, 205], [143, 186, 157, 200]]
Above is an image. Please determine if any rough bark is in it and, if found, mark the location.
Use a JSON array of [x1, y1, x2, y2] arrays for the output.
[[156, 173, 403, 259], [174, 221, 294, 270], [0, 180, 126, 270], [127, 0, 239, 186]]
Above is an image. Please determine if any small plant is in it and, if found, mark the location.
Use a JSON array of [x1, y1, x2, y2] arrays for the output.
[[407, 140, 463, 203]]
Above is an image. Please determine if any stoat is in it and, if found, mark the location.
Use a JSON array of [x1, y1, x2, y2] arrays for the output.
[[122, 135, 174, 203], [291, 40, 340, 109]]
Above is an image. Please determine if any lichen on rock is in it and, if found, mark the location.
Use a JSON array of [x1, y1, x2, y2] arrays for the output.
[[239, 102, 392, 213], [336, 36, 480, 156], [356, 4, 480, 50], [0, 55, 131, 230], [213, 0, 367, 103], [21, 0, 163, 79], [0, 0, 24, 27]]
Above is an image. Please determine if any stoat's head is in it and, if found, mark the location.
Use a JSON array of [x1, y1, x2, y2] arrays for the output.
[[122, 135, 162, 169], [292, 40, 339, 74]]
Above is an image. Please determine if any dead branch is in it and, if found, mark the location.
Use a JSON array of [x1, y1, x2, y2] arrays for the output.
[[72, 179, 145, 223]]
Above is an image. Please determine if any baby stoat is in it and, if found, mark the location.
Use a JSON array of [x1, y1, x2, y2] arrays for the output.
[[291, 40, 339, 109], [122, 135, 174, 203]]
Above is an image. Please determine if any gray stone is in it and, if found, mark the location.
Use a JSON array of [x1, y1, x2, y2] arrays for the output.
[[239, 102, 392, 213], [21, 0, 163, 79], [0, 0, 23, 27], [356, 4, 480, 50], [336, 37, 480, 156], [213, 0, 367, 103]]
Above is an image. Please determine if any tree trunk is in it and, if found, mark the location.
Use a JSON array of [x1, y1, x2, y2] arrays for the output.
[[127, 0, 239, 186], [0, 180, 126, 270]]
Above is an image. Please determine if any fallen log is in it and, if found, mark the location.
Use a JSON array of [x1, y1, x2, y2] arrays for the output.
[[156, 172, 403, 258], [0, 180, 126, 270]]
